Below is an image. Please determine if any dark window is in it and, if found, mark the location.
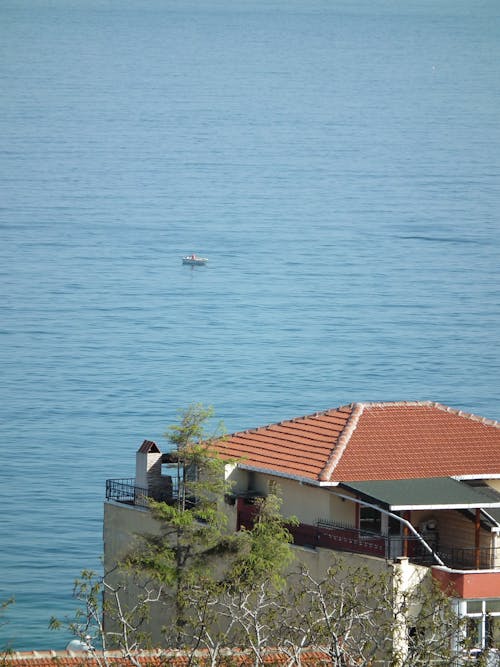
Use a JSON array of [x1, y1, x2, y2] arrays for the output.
[[359, 506, 381, 534]]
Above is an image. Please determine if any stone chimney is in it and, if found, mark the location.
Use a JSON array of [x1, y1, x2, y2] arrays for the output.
[[135, 440, 162, 493]]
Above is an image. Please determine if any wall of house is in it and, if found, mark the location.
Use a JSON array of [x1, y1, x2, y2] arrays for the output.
[[409, 509, 490, 552], [103, 501, 167, 645], [225, 467, 357, 528], [103, 500, 161, 568], [103, 497, 409, 648]]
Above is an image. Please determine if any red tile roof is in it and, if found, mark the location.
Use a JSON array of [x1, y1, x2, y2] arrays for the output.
[[5, 650, 332, 666], [137, 440, 161, 454], [215, 402, 500, 483]]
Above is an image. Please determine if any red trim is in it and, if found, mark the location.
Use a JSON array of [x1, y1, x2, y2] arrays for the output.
[[433, 567, 500, 599]]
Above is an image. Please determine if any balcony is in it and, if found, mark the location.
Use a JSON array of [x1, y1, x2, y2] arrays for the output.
[[290, 522, 499, 570], [237, 504, 500, 571], [106, 478, 150, 508], [107, 481, 500, 572], [106, 478, 179, 508], [106, 478, 188, 508]]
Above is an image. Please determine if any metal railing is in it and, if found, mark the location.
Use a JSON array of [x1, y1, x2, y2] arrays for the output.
[[236, 504, 500, 570], [105, 478, 191, 509], [105, 478, 150, 508], [107, 487, 500, 571], [438, 546, 499, 570]]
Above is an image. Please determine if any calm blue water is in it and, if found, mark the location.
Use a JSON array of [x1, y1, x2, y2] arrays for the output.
[[1, 0, 499, 650]]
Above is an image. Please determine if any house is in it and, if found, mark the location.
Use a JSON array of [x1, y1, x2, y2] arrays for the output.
[[104, 401, 500, 654]]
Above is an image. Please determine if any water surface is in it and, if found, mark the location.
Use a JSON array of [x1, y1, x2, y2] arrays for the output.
[[1, 0, 499, 650]]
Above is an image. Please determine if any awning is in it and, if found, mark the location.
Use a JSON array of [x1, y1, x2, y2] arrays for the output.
[[340, 477, 500, 511]]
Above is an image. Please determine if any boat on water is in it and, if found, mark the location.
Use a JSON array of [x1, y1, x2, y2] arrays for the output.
[[182, 254, 208, 266]]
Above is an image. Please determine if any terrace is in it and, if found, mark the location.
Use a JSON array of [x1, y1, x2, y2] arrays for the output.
[[105, 478, 500, 572]]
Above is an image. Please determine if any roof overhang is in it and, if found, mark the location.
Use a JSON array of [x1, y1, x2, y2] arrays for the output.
[[453, 474, 500, 480], [339, 477, 500, 512], [234, 463, 339, 487]]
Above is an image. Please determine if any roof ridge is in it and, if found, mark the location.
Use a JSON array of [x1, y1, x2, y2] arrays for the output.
[[429, 401, 500, 428], [361, 401, 500, 429], [319, 403, 364, 481], [361, 400, 432, 408]]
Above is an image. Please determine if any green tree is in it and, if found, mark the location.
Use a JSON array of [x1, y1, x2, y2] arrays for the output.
[[127, 402, 298, 659], [53, 404, 479, 666], [176, 493, 297, 667], [0, 597, 14, 660], [127, 404, 238, 646]]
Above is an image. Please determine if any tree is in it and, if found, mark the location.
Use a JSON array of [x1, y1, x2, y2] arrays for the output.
[[195, 494, 296, 667], [50, 569, 164, 667], [126, 404, 239, 646], [52, 405, 480, 666], [276, 557, 476, 667], [277, 558, 394, 667], [0, 597, 14, 660], [50, 404, 231, 657], [393, 574, 480, 667]]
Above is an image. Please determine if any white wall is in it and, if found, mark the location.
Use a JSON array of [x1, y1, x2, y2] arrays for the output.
[[225, 467, 357, 527]]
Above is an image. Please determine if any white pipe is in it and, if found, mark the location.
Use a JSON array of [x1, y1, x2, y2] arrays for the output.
[[329, 490, 446, 567]]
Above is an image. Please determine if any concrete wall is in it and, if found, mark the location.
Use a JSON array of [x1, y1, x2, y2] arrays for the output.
[[103, 500, 161, 569], [103, 499, 416, 648], [225, 467, 357, 528], [103, 501, 168, 645]]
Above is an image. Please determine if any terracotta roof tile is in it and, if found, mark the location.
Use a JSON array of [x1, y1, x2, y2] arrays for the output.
[[215, 402, 500, 483], [137, 440, 161, 454], [5, 650, 332, 666], [216, 407, 354, 481]]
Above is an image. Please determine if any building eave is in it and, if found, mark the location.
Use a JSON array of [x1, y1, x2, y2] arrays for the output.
[[453, 474, 500, 480], [390, 502, 500, 511], [236, 463, 339, 487]]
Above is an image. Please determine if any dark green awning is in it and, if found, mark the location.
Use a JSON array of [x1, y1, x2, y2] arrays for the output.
[[340, 477, 500, 512]]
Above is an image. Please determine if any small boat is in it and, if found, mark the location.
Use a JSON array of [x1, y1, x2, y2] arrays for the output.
[[182, 254, 208, 266]]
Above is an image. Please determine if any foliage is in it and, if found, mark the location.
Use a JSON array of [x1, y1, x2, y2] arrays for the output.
[[127, 404, 238, 645], [164, 404, 225, 513], [127, 402, 298, 659], [0, 597, 14, 660], [53, 404, 483, 666], [50, 569, 164, 667], [276, 558, 394, 667], [229, 493, 297, 590], [172, 494, 297, 667]]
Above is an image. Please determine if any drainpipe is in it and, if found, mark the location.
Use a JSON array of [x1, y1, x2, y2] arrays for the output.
[[329, 490, 445, 567]]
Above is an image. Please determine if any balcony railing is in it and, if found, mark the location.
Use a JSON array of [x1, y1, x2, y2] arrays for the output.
[[237, 504, 500, 571], [105, 478, 188, 508], [106, 478, 151, 508], [438, 546, 499, 570], [107, 483, 500, 571]]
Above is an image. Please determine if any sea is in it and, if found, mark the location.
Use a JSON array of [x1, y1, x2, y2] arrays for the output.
[[1, 0, 499, 651]]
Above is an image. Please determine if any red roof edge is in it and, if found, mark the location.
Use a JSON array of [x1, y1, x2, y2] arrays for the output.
[[137, 439, 161, 454]]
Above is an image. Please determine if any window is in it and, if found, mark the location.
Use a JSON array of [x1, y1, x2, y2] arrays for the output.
[[161, 463, 179, 498], [464, 599, 500, 650], [359, 506, 381, 534]]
